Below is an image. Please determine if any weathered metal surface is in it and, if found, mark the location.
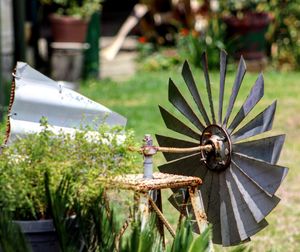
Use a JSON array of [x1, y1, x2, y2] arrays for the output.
[[222, 57, 246, 126], [231, 101, 277, 142], [228, 73, 264, 133], [233, 134, 285, 165], [158, 153, 207, 179], [201, 52, 215, 124], [148, 196, 176, 238], [5, 62, 126, 144], [156, 134, 199, 161], [159, 106, 200, 140], [232, 153, 288, 196], [169, 78, 205, 131], [182, 61, 211, 126], [109, 172, 202, 192], [143, 134, 154, 179], [218, 50, 227, 124], [106, 172, 205, 245], [188, 187, 208, 234], [230, 163, 280, 222], [156, 50, 288, 246]]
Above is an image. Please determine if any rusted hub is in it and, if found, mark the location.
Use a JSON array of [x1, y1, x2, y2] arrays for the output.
[[200, 124, 232, 172]]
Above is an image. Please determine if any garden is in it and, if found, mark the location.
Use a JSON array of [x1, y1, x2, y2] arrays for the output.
[[0, 0, 300, 251]]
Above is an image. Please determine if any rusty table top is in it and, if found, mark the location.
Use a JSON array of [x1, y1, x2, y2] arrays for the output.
[[108, 172, 202, 192]]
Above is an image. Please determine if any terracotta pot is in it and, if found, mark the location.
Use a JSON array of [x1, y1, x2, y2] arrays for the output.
[[223, 12, 271, 60], [50, 14, 88, 43]]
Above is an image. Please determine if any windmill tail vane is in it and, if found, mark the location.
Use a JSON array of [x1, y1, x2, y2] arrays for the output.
[[155, 50, 288, 246]]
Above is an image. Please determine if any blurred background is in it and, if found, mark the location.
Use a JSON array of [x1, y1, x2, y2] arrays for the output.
[[0, 0, 299, 117]]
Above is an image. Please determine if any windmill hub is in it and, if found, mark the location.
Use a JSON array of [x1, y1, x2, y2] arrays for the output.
[[200, 124, 231, 172]]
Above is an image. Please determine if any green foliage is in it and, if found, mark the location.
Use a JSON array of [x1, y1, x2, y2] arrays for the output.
[[176, 18, 225, 69], [137, 50, 181, 72], [220, 0, 268, 16], [0, 211, 30, 252], [45, 172, 119, 251], [267, 0, 300, 70], [170, 218, 193, 252], [170, 219, 212, 252], [188, 226, 211, 252], [0, 121, 140, 220], [40, 0, 102, 19], [122, 216, 162, 252]]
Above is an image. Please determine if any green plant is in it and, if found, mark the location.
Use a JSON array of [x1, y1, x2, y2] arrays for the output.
[[177, 17, 225, 69], [122, 215, 162, 252], [0, 120, 140, 220], [219, 0, 268, 17], [45, 172, 213, 252], [266, 0, 300, 70], [45, 172, 120, 251], [0, 211, 30, 252], [40, 0, 102, 19]]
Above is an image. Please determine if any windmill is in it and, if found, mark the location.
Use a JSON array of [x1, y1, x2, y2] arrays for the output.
[[156, 50, 288, 246]]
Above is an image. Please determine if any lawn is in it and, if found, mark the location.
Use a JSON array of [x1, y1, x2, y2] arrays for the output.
[[80, 64, 300, 252]]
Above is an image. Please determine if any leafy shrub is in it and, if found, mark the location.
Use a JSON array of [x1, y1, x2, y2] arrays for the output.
[[0, 121, 140, 220], [177, 18, 225, 69]]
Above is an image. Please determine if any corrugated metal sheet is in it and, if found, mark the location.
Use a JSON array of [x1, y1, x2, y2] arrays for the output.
[[5, 62, 126, 144]]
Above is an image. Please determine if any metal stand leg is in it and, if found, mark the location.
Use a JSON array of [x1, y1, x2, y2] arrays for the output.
[[155, 189, 166, 248], [188, 186, 208, 233]]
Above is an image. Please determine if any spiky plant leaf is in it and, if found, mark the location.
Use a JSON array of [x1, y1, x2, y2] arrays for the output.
[[188, 225, 212, 252], [170, 218, 193, 252], [0, 211, 31, 252], [121, 214, 162, 252]]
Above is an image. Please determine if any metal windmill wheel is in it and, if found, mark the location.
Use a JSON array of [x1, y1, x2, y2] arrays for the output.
[[156, 50, 288, 246]]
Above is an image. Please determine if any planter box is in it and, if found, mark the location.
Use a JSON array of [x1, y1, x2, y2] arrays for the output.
[[50, 14, 88, 43], [223, 12, 271, 60], [15, 220, 60, 252]]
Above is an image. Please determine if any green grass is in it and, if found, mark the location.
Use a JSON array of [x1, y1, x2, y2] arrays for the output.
[[80, 66, 300, 251]]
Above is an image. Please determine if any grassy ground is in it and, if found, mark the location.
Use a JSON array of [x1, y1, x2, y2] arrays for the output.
[[80, 65, 300, 251]]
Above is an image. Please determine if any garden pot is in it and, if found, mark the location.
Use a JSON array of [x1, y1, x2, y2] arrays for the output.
[[223, 11, 271, 60], [15, 219, 60, 252], [49, 14, 88, 43]]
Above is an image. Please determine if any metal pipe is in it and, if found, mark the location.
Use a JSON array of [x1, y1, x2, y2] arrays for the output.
[[156, 145, 213, 153], [129, 144, 213, 155], [143, 134, 153, 179]]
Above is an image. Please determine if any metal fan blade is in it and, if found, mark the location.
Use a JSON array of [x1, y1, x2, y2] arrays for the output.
[[219, 172, 242, 246], [233, 135, 285, 165], [158, 152, 207, 178], [228, 74, 264, 133], [232, 101, 277, 143], [182, 61, 211, 126], [207, 172, 222, 244], [201, 52, 216, 123], [232, 153, 288, 196], [156, 134, 199, 162], [159, 106, 201, 140], [169, 78, 205, 131], [223, 57, 246, 126], [230, 163, 280, 222], [225, 168, 269, 241], [218, 50, 227, 124]]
